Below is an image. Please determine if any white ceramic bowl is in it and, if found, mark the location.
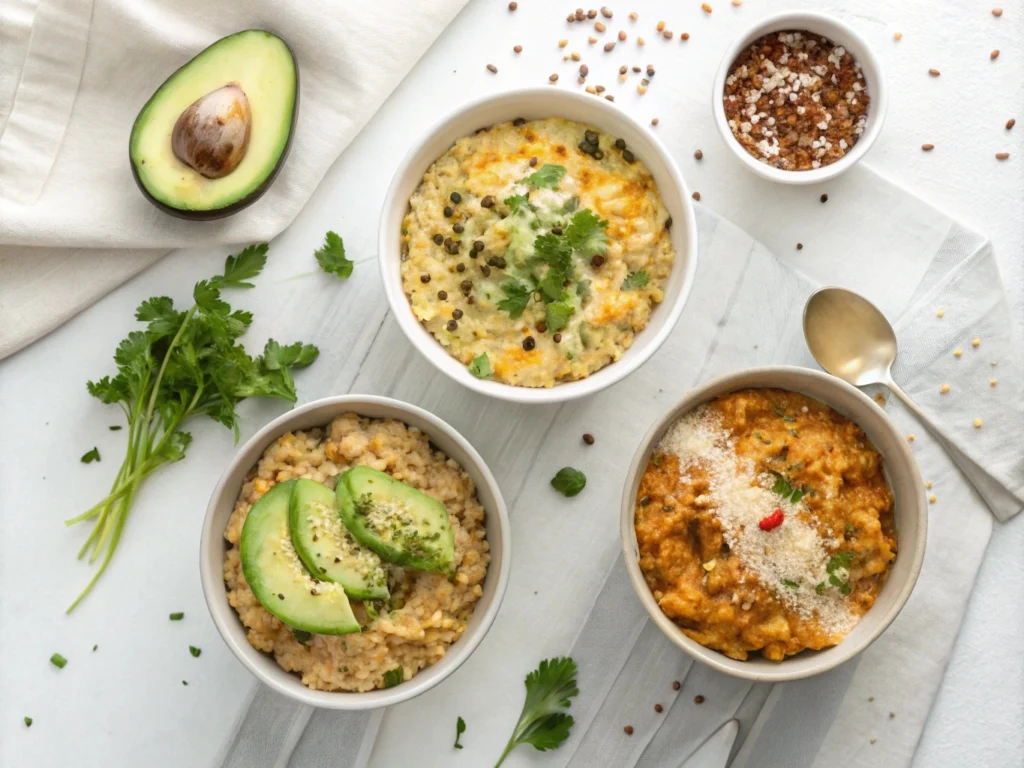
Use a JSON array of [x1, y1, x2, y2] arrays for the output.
[[712, 11, 888, 184], [200, 395, 511, 709], [620, 367, 926, 682], [379, 87, 698, 404]]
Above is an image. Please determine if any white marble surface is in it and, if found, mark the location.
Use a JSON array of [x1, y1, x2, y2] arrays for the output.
[[0, 0, 1021, 766]]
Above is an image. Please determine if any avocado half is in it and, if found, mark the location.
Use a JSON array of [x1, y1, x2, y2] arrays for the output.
[[129, 30, 298, 220]]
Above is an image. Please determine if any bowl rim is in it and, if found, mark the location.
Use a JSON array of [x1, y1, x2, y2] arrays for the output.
[[199, 394, 512, 709], [619, 365, 927, 682], [377, 86, 699, 404], [711, 10, 888, 185]]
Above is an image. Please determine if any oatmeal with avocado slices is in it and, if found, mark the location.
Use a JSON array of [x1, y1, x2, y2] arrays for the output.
[[634, 389, 896, 662], [223, 413, 489, 692], [400, 117, 675, 388]]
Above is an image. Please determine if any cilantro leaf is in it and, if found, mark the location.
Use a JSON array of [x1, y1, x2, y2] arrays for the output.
[[524, 164, 566, 188], [454, 716, 466, 749], [551, 467, 586, 497], [189, 646, 201, 658], [533, 234, 575, 302], [565, 209, 609, 257], [468, 353, 493, 379], [382, 668, 403, 688], [782, 579, 800, 590], [621, 270, 650, 290], [545, 298, 575, 333], [292, 629, 312, 645], [497, 280, 532, 319], [211, 243, 269, 289], [494, 657, 578, 766], [80, 447, 100, 464], [263, 339, 320, 371], [769, 471, 810, 504], [315, 231, 353, 279], [504, 195, 530, 215], [825, 551, 854, 595]]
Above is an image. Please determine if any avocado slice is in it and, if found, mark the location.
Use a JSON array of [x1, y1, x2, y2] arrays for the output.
[[288, 478, 389, 601], [129, 30, 298, 220], [336, 467, 455, 574], [240, 480, 360, 635]]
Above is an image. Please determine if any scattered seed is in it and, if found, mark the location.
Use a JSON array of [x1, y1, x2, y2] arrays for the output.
[[692, 191, 701, 201], [922, 143, 935, 151], [954, 348, 963, 358], [508, 1, 517, 10], [663, 29, 673, 38], [694, 695, 705, 704], [681, 32, 690, 40], [624, 725, 634, 735], [588, 9, 597, 19], [637, 36, 645, 45], [694, 149, 703, 160], [940, 383, 950, 394], [974, 418, 983, 429], [630, 11, 638, 20], [595, 21, 606, 32], [596, 84, 606, 92], [589, 36, 597, 44], [487, 64, 498, 74], [992, 360, 999, 366], [894, 32, 903, 40], [601, 6, 613, 17], [925, 482, 932, 489], [1007, 118, 1016, 130], [991, 49, 1000, 59], [633, 65, 642, 73], [655, 703, 664, 713], [991, 379, 998, 387], [606, 94, 615, 101], [820, 193, 829, 203], [972, 337, 981, 347], [996, 152, 1010, 160], [651, 117, 659, 125], [513, 45, 522, 54], [929, 494, 937, 504], [583, 433, 595, 445], [929, 68, 940, 76], [637, 84, 647, 94], [571, 51, 581, 61], [702, 2, 713, 13], [869, 696, 875, 702], [619, 65, 627, 74], [796, 243, 804, 250], [936, 307, 945, 317], [604, 42, 616, 51], [672, 681, 681, 690], [549, 73, 560, 82], [656, 20, 665, 31], [992, 7, 1003, 16], [619, 30, 627, 41], [580, 64, 590, 78], [906, 434, 915, 443], [559, 39, 568, 48]]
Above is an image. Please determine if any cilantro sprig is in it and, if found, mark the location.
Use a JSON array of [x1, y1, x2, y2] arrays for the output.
[[621, 270, 650, 290], [769, 471, 809, 504], [65, 244, 319, 613], [565, 209, 609, 257], [825, 551, 855, 595], [454, 716, 466, 749], [315, 231, 353, 279], [468, 353, 493, 379], [524, 164, 566, 188], [497, 280, 533, 319], [493, 657, 579, 767]]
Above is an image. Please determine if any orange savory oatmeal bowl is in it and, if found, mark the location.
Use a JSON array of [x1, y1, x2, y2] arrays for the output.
[[633, 388, 897, 662]]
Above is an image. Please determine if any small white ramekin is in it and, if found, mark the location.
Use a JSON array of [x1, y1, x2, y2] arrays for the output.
[[620, 366, 926, 683], [379, 87, 698, 404], [712, 12, 888, 185], [200, 395, 511, 709]]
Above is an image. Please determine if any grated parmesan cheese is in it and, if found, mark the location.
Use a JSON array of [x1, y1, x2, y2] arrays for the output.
[[658, 407, 856, 635]]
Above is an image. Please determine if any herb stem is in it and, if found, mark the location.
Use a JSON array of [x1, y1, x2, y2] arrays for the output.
[[493, 743, 515, 768]]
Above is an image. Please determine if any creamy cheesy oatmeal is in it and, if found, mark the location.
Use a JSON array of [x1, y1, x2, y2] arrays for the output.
[[634, 389, 896, 661], [400, 117, 675, 388]]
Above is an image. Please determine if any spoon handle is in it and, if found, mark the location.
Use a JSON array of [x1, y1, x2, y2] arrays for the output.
[[884, 377, 1015, 508]]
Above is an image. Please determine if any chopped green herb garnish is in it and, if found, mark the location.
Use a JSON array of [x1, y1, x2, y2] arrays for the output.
[[545, 298, 575, 333], [182, 681, 188, 686], [772, 406, 796, 422], [769, 471, 809, 504], [80, 447, 100, 464], [788, 429, 800, 438], [66, 244, 319, 613], [826, 551, 854, 595], [493, 657, 578, 767], [383, 667, 403, 688], [92, 644, 98, 652], [816, 582, 826, 595], [524, 164, 566, 188], [621, 270, 650, 290], [50, 653, 67, 669], [188, 646, 201, 658], [24, 717, 32, 727], [169, 612, 184, 621], [754, 431, 772, 445], [504, 194, 530, 215], [108, 425, 122, 431], [314, 231, 353, 279], [566, 352, 575, 360], [532, 234, 575, 302], [564, 209, 609, 257], [782, 579, 800, 590], [468, 353, 493, 379], [292, 629, 312, 645], [497, 280, 532, 319], [844, 523, 855, 538], [455, 716, 466, 749], [575, 279, 591, 299], [551, 467, 586, 497]]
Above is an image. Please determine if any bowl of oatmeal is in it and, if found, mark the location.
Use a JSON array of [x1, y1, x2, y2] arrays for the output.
[[712, 12, 887, 183], [620, 367, 926, 682], [380, 88, 698, 403], [200, 395, 510, 709]]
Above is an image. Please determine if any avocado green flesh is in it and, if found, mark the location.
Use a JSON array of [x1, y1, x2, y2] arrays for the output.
[[288, 478, 389, 601], [336, 467, 455, 574], [129, 29, 297, 215], [240, 481, 360, 635]]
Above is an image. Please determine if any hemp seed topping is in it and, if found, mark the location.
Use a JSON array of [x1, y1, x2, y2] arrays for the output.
[[723, 31, 870, 171]]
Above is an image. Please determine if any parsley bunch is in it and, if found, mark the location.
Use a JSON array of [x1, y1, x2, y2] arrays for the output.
[[65, 244, 319, 613], [493, 657, 579, 767]]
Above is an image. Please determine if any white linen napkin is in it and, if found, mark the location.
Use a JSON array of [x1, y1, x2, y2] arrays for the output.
[[0, 0, 469, 358], [214, 170, 1020, 767]]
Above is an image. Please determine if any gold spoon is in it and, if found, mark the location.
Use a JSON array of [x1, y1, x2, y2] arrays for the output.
[[803, 286, 998, 500]]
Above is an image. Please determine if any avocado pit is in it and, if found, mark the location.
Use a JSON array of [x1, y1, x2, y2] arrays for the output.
[[171, 83, 251, 179]]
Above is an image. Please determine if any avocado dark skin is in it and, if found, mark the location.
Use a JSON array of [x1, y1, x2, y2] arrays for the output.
[[128, 30, 299, 221]]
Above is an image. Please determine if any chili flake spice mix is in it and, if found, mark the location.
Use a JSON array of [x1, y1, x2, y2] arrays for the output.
[[723, 31, 870, 171]]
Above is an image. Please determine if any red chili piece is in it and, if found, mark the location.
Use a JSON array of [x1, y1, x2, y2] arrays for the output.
[[759, 508, 784, 531]]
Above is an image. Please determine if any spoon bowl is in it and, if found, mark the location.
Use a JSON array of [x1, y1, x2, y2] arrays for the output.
[[803, 288, 898, 386]]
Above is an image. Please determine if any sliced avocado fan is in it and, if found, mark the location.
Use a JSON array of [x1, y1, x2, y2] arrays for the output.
[[336, 466, 455, 574], [240, 480, 360, 635], [289, 478, 389, 602]]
